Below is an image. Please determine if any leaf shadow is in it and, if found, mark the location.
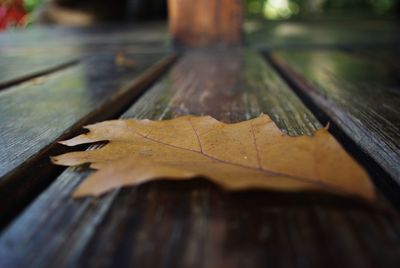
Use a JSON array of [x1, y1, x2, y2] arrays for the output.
[[133, 177, 392, 214]]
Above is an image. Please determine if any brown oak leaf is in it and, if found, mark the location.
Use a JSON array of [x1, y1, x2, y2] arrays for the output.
[[52, 115, 374, 199]]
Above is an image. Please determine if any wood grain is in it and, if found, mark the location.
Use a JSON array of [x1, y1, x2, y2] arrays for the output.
[[269, 50, 400, 186], [0, 54, 78, 90], [0, 23, 169, 53], [0, 52, 175, 227], [1, 49, 399, 268], [246, 20, 400, 50], [0, 23, 170, 91]]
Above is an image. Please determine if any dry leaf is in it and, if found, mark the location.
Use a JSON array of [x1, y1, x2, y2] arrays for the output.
[[115, 52, 136, 67], [52, 115, 374, 199]]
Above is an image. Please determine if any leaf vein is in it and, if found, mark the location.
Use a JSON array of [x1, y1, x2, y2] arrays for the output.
[[128, 128, 349, 195], [250, 121, 262, 170], [188, 119, 203, 153]]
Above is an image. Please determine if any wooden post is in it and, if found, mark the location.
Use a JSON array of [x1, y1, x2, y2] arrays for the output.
[[168, 0, 244, 47]]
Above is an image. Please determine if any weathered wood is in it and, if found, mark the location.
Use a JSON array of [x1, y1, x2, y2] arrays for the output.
[[168, 0, 243, 47], [0, 53, 78, 90], [269, 50, 400, 189], [0, 23, 171, 91], [0, 23, 169, 52], [246, 20, 400, 50], [0, 52, 175, 227], [1, 49, 399, 268]]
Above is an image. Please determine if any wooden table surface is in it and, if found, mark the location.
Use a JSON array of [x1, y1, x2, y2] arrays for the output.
[[0, 20, 400, 268]]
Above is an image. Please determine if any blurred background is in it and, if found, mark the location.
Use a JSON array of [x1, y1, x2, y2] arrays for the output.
[[246, 0, 399, 20], [0, 0, 399, 31]]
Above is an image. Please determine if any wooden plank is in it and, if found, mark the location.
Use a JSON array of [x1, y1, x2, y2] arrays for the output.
[[0, 23, 169, 51], [168, 0, 243, 47], [0, 23, 170, 89], [1, 49, 400, 268], [269, 50, 400, 192], [0, 52, 175, 227], [0, 53, 78, 90], [246, 20, 400, 50]]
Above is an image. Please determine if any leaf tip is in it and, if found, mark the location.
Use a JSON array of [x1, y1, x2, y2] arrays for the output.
[[57, 133, 91, 146], [324, 122, 330, 131], [50, 155, 59, 164], [72, 190, 90, 199], [58, 140, 70, 146], [258, 113, 273, 122]]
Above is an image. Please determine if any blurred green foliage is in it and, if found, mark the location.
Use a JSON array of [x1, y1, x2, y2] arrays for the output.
[[246, 0, 398, 20], [23, 0, 43, 12], [22, 0, 43, 26]]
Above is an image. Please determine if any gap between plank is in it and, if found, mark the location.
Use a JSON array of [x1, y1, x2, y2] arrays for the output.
[[0, 59, 80, 91], [263, 51, 400, 210], [0, 54, 179, 231]]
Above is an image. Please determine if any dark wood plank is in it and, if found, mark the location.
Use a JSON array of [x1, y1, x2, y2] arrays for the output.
[[0, 52, 175, 227], [246, 20, 400, 49], [0, 23, 170, 89], [0, 52, 78, 90], [0, 23, 168, 49], [1, 49, 400, 268], [269, 50, 400, 190]]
